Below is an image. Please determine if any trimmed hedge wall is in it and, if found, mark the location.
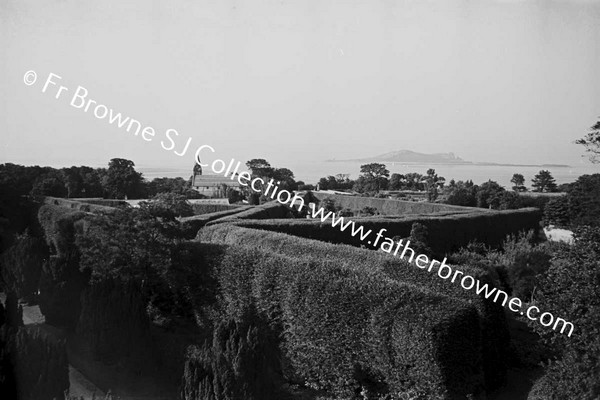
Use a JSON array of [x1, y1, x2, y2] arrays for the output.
[[76, 198, 129, 207], [42, 196, 117, 213], [210, 244, 484, 399], [199, 224, 510, 390], [37, 205, 89, 326], [312, 193, 488, 215], [180, 206, 252, 233], [232, 207, 542, 256], [38, 204, 87, 258], [191, 203, 244, 215], [207, 202, 293, 225]]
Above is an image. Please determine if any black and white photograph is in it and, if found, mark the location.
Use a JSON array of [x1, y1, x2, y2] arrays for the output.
[[1, 1, 599, 399]]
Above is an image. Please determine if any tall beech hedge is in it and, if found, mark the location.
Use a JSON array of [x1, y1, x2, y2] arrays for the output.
[[207, 202, 293, 225], [191, 203, 245, 215], [37, 205, 89, 327], [312, 192, 488, 215], [209, 244, 484, 399], [231, 207, 542, 255], [180, 207, 252, 233], [42, 196, 117, 214], [38, 204, 88, 258], [200, 224, 510, 390]]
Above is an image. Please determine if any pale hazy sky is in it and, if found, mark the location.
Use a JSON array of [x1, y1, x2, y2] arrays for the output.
[[1, 0, 599, 171]]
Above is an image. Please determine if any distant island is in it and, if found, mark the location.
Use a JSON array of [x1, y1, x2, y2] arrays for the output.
[[326, 149, 570, 168]]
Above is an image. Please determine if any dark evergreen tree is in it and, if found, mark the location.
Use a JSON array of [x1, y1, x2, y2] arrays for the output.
[[181, 308, 282, 400], [531, 170, 558, 193]]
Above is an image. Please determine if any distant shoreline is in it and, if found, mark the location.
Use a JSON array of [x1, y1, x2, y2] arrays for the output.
[[324, 160, 571, 168]]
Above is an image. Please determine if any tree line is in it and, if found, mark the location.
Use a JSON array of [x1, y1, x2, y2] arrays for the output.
[[0, 158, 201, 200]]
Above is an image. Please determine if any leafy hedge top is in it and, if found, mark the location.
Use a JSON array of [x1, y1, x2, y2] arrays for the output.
[[211, 243, 483, 398], [42, 196, 117, 213], [208, 201, 292, 224], [199, 223, 512, 390], [37, 204, 87, 257], [229, 207, 542, 256], [312, 192, 493, 215]]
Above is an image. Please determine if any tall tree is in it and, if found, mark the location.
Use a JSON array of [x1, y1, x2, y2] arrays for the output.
[[531, 170, 558, 193], [354, 163, 389, 193], [388, 173, 405, 190], [403, 173, 425, 191], [272, 167, 297, 191], [510, 173, 527, 192], [476, 180, 505, 208], [576, 118, 600, 163], [29, 170, 67, 197], [422, 169, 445, 201], [245, 159, 274, 178], [444, 180, 477, 207], [105, 158, 144, 199]]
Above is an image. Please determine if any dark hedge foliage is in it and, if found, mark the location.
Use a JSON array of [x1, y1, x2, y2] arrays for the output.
[[199, 224, 511, 392], [38, 204, 88, 258], [527, 226, 600, 398], [209, 202, 294, 225], [191, 203, 245, 215], [543, 197, 571, 228], [311, 192, 479, 215], [76, 278, 152, 364], [204, 241, 484, 399], [38, 255, 86, 327], [0, 232, 46, 300], [180, 207, 252, 234], [2, 325, 69, 400], [180, 308, 282, 400], [231, 207, 542, 257], [37, 205, 88, 327], [42, 196, 117, 214]]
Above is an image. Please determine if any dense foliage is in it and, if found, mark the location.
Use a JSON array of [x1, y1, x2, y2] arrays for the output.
[[200, 224, 512, 392], [0, 159, 203, 201], [527, 226, 600, 400], [181, 307, 282, 400], [542, 174, 600, 228]]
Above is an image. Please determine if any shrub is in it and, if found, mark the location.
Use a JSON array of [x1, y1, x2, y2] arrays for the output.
[[528, 226, 600, 398], [360, 206, 377, 216], [528, 349, 600, 400], [38, 255, 85, 327], [0, 231, 46, 300], [543, 197, 571, 227], [76, 279, 151, 364], [180, 307, 282, 400], [564, 174, 600, 227], [409, 222, 431, 255], [2, 326, 69, 400], [142, 192, 194, 218]]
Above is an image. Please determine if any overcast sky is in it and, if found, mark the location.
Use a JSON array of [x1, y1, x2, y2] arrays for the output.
[[1, 0, 599, 171]]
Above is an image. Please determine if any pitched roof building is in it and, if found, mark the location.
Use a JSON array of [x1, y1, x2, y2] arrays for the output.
[[191, 163, 241, 197]]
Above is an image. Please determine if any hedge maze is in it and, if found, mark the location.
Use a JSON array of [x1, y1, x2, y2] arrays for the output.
[[22, 196, 543, 399]]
